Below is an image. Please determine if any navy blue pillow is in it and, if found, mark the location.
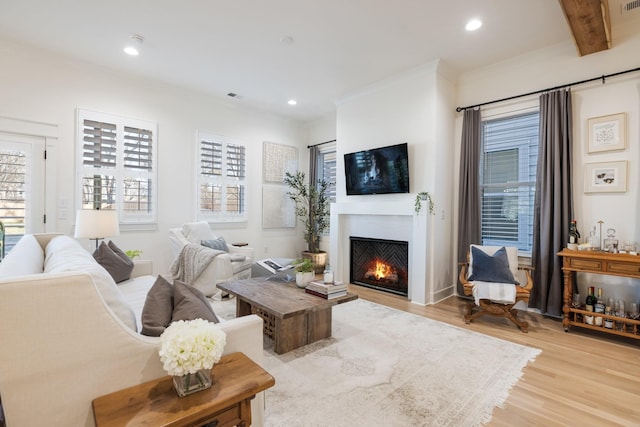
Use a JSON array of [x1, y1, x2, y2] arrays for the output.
[[468, 246, 518, 284]]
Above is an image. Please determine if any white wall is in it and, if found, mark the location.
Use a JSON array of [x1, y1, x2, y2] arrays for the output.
[[333, 60, 456, 303], [454, 28, 640, 303], [0, 38, 308, 275]]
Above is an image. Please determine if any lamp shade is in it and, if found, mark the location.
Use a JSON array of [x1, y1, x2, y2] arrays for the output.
[[74, 209, 120, 240]]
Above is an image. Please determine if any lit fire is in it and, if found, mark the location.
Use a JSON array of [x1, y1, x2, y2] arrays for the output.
[[373, 261, 393, 280]]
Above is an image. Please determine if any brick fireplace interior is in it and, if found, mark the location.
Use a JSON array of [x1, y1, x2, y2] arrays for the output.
[[350, 236, 409, 296]]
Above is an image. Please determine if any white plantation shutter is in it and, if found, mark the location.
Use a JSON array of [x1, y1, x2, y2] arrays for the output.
[[480, 111, 539, 254], [226, 143, 246, 178], [77, 109, 157, 224], [123, 126, 152, 170], [82, 120, 116, 167], [198, 133, 247, 222], [201, 140, 223, 176]]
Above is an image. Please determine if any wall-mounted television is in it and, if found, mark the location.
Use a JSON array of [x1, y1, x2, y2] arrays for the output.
[[344, 143, 410, 195]]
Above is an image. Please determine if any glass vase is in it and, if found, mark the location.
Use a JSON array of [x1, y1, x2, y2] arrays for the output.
[[172, 368, 212, 397]]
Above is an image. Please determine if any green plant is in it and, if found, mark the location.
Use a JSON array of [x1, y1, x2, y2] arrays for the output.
[[284, 170, 331, 253], [125, 249, 143, 259], [414, 192, 435, 215], [293, 258, 315, 273]]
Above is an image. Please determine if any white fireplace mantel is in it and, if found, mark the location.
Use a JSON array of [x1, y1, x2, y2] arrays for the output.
[[329, 201, 431, 305]]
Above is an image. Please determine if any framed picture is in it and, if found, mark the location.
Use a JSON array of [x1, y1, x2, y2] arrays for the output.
[[263, 141, 298, 183], [262, 184, 296, 228], [588, 113, 626, 153], [584, 161, 627, 193]]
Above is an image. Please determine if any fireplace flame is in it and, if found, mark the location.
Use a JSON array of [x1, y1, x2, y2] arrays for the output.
[[374, 260, 393, 280]]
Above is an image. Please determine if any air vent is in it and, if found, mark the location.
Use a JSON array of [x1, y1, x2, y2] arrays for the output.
[[622, 0, 640, 13]]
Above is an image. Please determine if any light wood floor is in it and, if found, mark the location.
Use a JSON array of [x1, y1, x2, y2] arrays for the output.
[[348, 284, 640, 427]]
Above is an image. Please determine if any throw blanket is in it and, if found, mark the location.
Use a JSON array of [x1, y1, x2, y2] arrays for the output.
[[472, 281, 516, 305], [170, 244, 224, 285]]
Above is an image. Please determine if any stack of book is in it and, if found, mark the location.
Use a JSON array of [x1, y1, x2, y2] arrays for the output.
[[305, 280, 348, 299]]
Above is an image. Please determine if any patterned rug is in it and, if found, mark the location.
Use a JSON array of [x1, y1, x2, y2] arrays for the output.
[[210, 298, 540, 427]]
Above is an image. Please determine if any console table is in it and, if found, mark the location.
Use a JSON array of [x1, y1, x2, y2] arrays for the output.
[[558, 249, 640, 339], [92, 352, 275, 427]]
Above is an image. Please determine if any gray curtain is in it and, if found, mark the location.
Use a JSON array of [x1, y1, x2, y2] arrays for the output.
[[309, 145, 319, 185], [457, 108, 482, 295], [531, 89, 573, 316]]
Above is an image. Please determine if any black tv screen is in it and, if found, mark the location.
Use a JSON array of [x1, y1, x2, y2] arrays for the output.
[[344, 143, 410, 195]]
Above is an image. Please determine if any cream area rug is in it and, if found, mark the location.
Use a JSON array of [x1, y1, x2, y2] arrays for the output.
[[211, 298, 540, 427]]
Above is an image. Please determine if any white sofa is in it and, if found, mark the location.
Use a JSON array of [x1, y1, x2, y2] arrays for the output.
[[0, 233, 265, 427], [168, 221, 254, 297]]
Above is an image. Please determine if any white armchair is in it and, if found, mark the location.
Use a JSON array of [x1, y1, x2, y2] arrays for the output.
[[168, 222, 254, 297]]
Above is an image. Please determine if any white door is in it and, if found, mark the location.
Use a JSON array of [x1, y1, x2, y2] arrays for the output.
[[0, 131, 46, 256]]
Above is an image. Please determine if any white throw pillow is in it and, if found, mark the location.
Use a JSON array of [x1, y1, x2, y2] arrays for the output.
[[44, 236, 137, 331], [0, 234, 44, 278], [182, 221, 216, 244]]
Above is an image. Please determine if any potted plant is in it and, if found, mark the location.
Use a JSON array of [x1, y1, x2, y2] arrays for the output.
[[125, 249, 143, 259], [414, 191, 435, 215], [293, 258, 315, 288], [284, 170, 331, 273]]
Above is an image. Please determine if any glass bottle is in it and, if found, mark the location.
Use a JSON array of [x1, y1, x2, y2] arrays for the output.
[[569, 220, 580, 244], [323, 264, 334, 285], [588, 226, 600, 250], [604, 228, 618, 253], [585, 286, 596, 325], [604, 305, 614, 329], [594, 288, 605, 327]]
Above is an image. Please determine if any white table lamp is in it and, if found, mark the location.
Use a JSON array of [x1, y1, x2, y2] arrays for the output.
[[74, 209, 120, 249]]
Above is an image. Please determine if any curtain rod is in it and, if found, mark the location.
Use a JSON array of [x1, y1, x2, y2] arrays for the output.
[[455, 66, 640, 112], [307, 139, 336, 149]]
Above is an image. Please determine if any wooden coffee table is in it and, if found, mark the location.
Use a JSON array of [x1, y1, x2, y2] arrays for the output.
[[218, 278, 358, 354]]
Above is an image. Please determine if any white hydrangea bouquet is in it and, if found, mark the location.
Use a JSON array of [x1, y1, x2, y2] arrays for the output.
[[159, 319, 226, 396]]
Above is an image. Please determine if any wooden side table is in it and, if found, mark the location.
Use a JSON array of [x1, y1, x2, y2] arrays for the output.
[[92, 352, 275, 427], [559, 249, 640, 339]]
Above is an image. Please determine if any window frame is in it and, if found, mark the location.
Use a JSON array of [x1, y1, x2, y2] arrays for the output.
[[197, 131, 248, 223], [479, 108, 539, 256], [315, 142, 336, 203], [76, 109, 158, 226], [0, 133, 46, 254]]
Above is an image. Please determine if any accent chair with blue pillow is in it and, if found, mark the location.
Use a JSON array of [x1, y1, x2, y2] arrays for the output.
[[459, 245, 534, 332]]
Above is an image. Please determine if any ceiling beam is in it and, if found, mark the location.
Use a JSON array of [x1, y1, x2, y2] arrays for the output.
[[558, 0, 611, 56]]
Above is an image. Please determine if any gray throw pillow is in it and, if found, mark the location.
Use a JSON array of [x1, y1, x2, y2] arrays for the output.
[[467, 246, 518, 284], [93, 241, 134, 283], [172, 280, 219, 323], [201, 237, 229, 252], [140, 275, 174, 337]]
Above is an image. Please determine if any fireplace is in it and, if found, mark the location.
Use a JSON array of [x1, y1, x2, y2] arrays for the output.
[[350, 236, 409, 296]]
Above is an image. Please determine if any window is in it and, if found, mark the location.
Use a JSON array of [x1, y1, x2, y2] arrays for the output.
[[77, 109, 158, 224], [0, 133, 46, 255], [316, 142, 336, 203], [198, 132, 247, 222], [480, 111, 539, 254], [314, 142, 336, 237]]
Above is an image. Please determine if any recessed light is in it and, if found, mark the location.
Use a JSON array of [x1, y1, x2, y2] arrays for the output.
[[465, 19, 482, 32], [288, 99, 297, 106], [124, 35, 144, 56]]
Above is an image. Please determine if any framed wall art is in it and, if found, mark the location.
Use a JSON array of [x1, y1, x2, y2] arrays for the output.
[[262, 184, 296, 228], [263, 141, 298, 183], [588, 112, 626, 153], [584, 160, 627, 193]]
